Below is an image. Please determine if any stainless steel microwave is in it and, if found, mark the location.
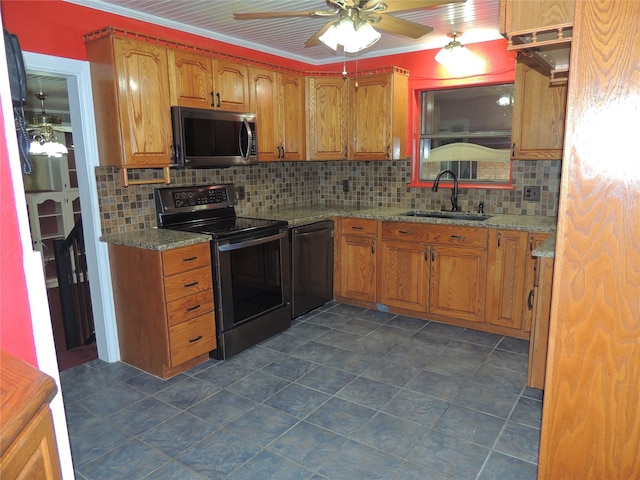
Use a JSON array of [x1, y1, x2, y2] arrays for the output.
[[171, 106, 257, 168]]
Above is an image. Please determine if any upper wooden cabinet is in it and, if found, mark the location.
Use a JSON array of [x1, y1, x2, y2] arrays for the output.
[[350, 70, 408, 161], [249, 67, 306, 161], [511, 63, 567, 160], [500, 0, 574, 34], [307, 77, 350, 161], [85, 34, 174, 169], [500, 0, 574, 82], [168, 49, 249, 112], [307, 69, 409, 161]]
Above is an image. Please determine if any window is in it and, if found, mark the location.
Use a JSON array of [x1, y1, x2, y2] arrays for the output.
[[414, 83, 514, 188]]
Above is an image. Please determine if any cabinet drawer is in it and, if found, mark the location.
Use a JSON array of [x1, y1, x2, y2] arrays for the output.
[[169, 313, 216, 366], [162, 243, 211, 276], [164, 266, 213, 302], [382, 222, 488, 248], [340, 218, 378, 236], [166, 289, 214, 327]]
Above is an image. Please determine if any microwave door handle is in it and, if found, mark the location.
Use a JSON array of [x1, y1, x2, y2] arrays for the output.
[[240, 118, 251, 161]]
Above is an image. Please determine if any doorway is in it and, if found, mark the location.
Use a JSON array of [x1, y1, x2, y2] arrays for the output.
[[23, 52, 120, 366]]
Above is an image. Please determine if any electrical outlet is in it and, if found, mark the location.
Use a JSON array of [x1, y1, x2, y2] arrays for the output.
[[524, 186, 541, 202], [236, 186, 246, 200], [342, 180, 350, 193]]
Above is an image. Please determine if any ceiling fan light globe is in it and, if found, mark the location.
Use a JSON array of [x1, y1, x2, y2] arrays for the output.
[[319, 16, 381, 53], [29, 139, 68, 158]]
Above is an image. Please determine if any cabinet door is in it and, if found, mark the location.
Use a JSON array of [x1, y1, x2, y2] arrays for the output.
[[280, 73, 306, 161], [168, 49, 214, 109], [307, 77, 349, 160], [521, 232, 550, 331], [512, 63, 567, 160], [429, 245, 487, 323], [338, 234, 376, 302], [213, 59, 249, 112], [485, 229, 529, 330], [249, 67, 281, 161], [350, 74, 391, 161], [113, 38, 173, 166], [500, 0, 574, 34], [380, 240, 428, 312]]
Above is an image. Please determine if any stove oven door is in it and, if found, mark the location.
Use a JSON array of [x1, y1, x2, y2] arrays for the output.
[[213, 227, 291, 332]]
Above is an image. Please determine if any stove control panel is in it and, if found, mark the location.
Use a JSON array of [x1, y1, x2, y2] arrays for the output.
[[172, 187, 228, 207], [155, 184, 238, 224]]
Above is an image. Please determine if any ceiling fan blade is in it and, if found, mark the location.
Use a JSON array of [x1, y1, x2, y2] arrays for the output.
[[234, 9, 339, 20], [362, 0, 466, 14], [370, 14, 433, 38], [304, 20, 339, 48]]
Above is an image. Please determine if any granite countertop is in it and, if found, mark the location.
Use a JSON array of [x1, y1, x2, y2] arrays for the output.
[[100, 228, 211, 251], [249, 205, 558, 233], [533, 235, 556, 258], [101, 206, 557, 256]]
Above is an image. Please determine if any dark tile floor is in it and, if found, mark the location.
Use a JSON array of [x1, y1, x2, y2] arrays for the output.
[[61, 303, 543, 480]]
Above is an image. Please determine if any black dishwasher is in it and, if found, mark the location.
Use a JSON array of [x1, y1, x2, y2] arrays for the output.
[[290, 220, 334, 318]]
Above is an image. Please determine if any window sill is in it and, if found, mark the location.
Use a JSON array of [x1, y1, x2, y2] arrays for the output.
[[407, 180, 516, 190]]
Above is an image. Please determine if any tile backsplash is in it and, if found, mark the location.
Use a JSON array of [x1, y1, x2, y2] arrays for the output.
[[96, 159, 560, 235]]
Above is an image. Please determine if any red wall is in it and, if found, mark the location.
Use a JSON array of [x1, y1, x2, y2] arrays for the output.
[[0, 0, 312, 70], [1, 0, 514, 81], [0, 106, 37, 366]]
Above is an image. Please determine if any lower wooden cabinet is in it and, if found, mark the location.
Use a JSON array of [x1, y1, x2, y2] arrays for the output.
[[486, 229, 530, 330], [527, 255, 554, 388], [0, 351, 62, 480], [429, 245, 487, 323], [108, 242, 217, 378], [380, 239, 429, 311], [379, 222, 488, 324], [337, 217, 552, 340], [335, 218, 378, 303]]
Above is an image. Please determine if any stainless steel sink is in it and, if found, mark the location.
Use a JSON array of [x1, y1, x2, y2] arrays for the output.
[[402, 211, 492, 221]]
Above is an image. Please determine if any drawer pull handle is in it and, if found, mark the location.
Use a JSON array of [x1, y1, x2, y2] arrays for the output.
[[186, 304, 201, 312], [183, 256, 197, 262], [431, 248, 435, 262], [497, 232, 501, 247], [188, 335, 203, 343], [184, 281, 199, 288], [398, 230, 412, 235], [351, 226, 364, 230], [451, 235, 465, 239], [371, 241, 375, 254]]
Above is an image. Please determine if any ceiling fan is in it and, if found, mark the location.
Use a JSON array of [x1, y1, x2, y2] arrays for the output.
[[234, 0, 466, 52]]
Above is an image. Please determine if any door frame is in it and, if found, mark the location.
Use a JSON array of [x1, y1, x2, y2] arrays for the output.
[[23, 52, 120, 363]]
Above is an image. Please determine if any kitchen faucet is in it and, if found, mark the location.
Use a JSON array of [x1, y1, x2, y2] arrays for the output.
[[432, 169, 459, 212]]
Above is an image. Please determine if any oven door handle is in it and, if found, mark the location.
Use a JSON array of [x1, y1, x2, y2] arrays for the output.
[[217, 230, 286, 252]]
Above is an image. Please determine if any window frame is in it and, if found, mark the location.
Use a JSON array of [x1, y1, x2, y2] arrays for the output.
[[408, 81, 516, 191]]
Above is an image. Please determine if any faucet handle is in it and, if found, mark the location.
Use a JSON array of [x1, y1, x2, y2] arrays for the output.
[[478, 202, 485, 214]]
